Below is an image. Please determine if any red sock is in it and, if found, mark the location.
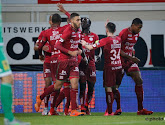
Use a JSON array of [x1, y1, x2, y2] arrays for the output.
[[113, 90, 121, 110], [85, 91, 93, 107], [70, 88, 78, 110], [106, 92, 114, 114], [80, 90, 85, 108], [55, 89, 65, 108], [44, 87, 50, 108], [135, 85, 144, 111], [40, 85, 54, 100], [50, 90, 60, 108], [64, 88, 70, 109]]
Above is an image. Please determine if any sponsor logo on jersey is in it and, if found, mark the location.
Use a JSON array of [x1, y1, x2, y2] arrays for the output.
[[128, 38, 133, 40], [59, 76, 64, 79]]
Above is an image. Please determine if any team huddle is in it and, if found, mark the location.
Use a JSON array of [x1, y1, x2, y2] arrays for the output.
[[34, 3, 153, 116]]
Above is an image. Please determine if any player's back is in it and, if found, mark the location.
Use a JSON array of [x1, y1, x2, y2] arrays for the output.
[[43, 24, 70, 58], [103, 36, 122, 68]]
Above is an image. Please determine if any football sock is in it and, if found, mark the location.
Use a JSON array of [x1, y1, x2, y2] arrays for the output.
[[113, 89, 121, 110], [135, 85, 144, 111], [55, 89, 65, 108], [40, 85, 54, 100], [50, 90, 60, 108], [1, 83, 14, 122], [70, 88, 78, 110], [44, 87, 50, 108], [106, 92, 114, 114], [64, 88, 70, 109], [79, 82, 86, 107], [85, 81, 94, 107]]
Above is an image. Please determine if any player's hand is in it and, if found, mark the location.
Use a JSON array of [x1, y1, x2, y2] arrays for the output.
[[68, 51, 79, 57], [132, 57, 140, 64], [57, 3, 66, 13], [81, 40, 87, 46], [42, 45, 49, 52], [39, 55, 45, 62]]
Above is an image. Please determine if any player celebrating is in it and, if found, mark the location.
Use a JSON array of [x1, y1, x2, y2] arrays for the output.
[[0, 2, 30, 125], [35, 13, 71, 115], [119, 18, 153, 115], [54, 13, 85, 116], [79, 17, 99, 115], [81, 22, 139, 116], [34, 15, 52, 115]]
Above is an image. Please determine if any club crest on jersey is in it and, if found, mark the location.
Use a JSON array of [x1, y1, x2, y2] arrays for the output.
[[128, 34, 132, 37], [113, 40, 119, 44], [89, 37, 93, 41]]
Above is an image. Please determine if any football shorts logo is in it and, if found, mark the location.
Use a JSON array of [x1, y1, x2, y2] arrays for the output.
[[79, 71, 85, 76], [45, 69, 51, 73], [90, 71, 96, 77], [73, 67, 79, 72], [59, 70, 67, 75]]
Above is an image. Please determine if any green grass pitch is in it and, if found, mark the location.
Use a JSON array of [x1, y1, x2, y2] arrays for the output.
[[0, 112, 165, 125]]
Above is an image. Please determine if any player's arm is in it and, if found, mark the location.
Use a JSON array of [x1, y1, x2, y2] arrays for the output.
[[120, 50, 140, 64], [94, 34, 102, 63], [57, 3, 70, 18], [81, 38, 106, 50], [34, 40, 39, 51]]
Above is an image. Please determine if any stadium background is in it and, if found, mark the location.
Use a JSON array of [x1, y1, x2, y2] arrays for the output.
[[0, 0, 165, 113]]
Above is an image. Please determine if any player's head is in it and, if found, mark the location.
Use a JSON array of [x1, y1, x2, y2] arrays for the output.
[[81, 17, 91, 30], [106, 22, 116, 34], [52, 13, 62, 25], [131, 18, 143, 34], [49, 15, 53, 26], [70, 13, 81, 29]]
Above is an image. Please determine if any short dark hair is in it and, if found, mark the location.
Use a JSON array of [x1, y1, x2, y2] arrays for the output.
[[70, 13, 80, 19], [106, 22, 116, 33], [132, 18, 143, 25], [52, 13, 62, 24]]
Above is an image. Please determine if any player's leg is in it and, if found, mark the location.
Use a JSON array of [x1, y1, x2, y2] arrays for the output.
[[129, 71, 153, 115], [0, 50, 30, 125], [79, 71, 87, 112], [79, 61, 87, 112], [42, 77, 51, 115], [113, 68, 123, 115], [104, 87, 114, 116], [54, 82, 70, 116], [63, 82, 71, 115], [103, 67, 115, 116], [84, 66, 96, 115]]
